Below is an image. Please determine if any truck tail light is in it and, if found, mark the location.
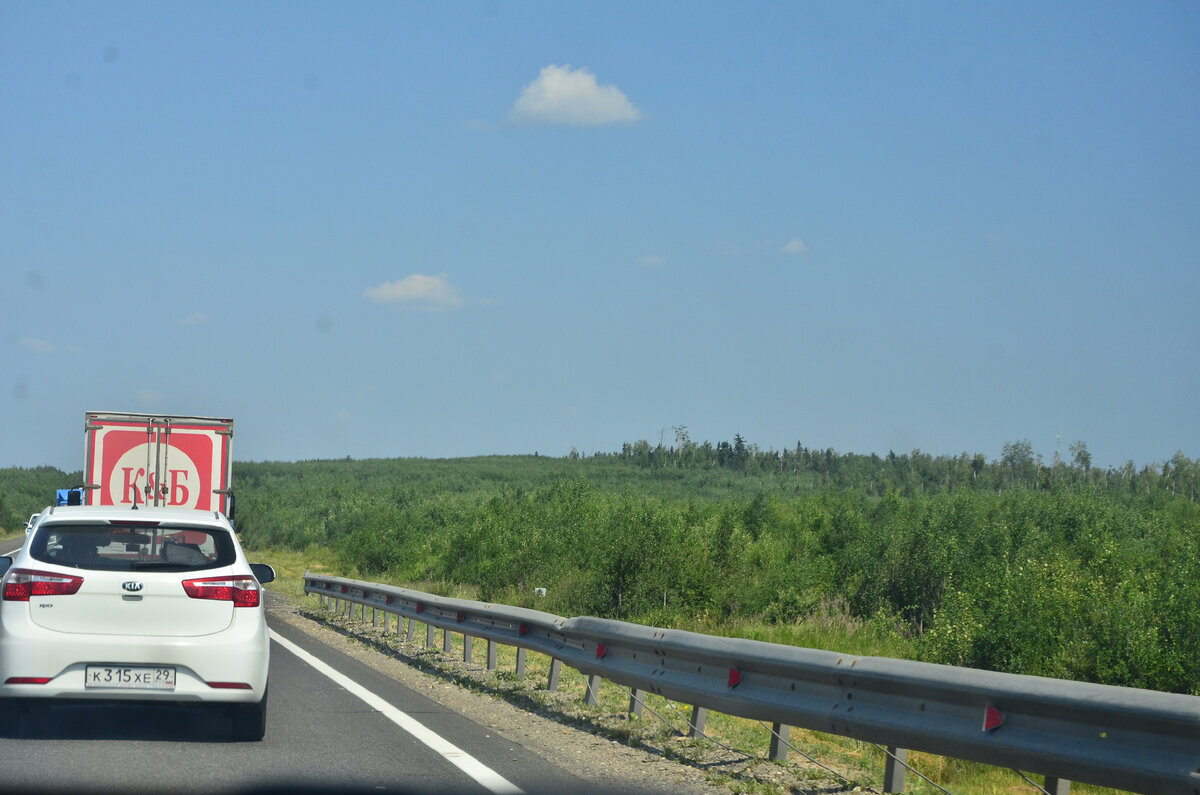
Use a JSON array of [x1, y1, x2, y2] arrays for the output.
[[181, 575, 260, 608], [3, 569, 84, 601]]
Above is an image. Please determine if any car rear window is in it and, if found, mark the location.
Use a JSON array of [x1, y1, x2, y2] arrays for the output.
[[30, 522, 235, 572]]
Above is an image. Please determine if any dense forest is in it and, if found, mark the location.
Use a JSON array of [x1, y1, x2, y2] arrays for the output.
[[4, 437, 1199, 694]]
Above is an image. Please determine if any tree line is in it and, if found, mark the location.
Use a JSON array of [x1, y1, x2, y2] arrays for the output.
[[608, 430, 1200, 501], [228, 463, 1200, 694]]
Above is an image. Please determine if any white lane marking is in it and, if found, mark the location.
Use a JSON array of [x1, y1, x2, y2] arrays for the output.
[[270, 630, 523, 795]]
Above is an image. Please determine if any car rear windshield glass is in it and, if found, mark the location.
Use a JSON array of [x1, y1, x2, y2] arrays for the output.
[[30, 523, 235, 572]]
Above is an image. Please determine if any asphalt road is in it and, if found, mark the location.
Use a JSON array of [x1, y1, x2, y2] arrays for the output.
[[0, 541, 595, 794]]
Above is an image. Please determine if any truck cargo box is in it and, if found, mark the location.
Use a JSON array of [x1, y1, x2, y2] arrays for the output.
[[83, 411, 234, 516]]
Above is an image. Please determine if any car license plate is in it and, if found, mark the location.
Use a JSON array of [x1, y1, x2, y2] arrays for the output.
[[85, 665, 176, 691]]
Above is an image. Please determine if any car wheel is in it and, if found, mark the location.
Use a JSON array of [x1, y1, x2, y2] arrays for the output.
[[231, 688, 267, 741]]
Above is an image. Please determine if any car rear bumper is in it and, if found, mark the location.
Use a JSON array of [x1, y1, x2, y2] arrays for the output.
[[0, 611, 269, 703]]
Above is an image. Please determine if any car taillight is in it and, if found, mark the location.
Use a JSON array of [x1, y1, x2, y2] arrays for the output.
[[181, 575, 260, 608], [2, 569, 84, 601]]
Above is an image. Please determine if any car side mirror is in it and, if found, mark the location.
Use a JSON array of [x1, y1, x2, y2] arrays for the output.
[[249, 563, 275, 584], [0, 557, 11, 577]]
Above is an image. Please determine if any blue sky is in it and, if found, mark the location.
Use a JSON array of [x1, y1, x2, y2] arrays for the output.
[[3, 1, 1198, 471]]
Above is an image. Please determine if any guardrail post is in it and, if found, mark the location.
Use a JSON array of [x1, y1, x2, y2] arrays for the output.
[[688, 706, 708, 737], [381, 611, 388, 633], [371, 607, 378, 628], [406, 618, 415, 642], [769, 723, 791, 762], [547, 658, 562, 691], [883, 747, 907, 793], [443, 628, 453, 654], [584, 674, 601, 705], [1045, 777, 1070, 795], [486, 640, 497, 671], [628, 688, 645, 718], [515, 648, 527, 678], [426, 623, 435, 648], [463, 635, 473, 664]]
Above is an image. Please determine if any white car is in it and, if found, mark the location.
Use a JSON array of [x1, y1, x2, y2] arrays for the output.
[[0, 505, 274, 740]]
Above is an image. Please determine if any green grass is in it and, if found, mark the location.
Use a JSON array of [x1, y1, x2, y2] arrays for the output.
[[679, 597, 914, 660], [252, 544, 344, 602]]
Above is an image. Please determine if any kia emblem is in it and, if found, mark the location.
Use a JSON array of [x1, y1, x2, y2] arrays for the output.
[[122, 581, 144, 593]]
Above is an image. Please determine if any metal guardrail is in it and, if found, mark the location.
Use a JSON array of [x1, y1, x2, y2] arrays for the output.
[[303, 573, 1200, 795]]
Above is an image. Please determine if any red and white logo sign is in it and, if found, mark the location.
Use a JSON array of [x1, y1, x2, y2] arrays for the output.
[[107, 443, 203, 508], [89, 424, 227, 511]]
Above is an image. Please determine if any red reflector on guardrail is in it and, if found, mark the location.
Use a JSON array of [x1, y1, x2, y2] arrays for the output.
[[457, 612, 466, 623], [518, 623, 529, 636], [416, 603, 424, 613], [983, 703, 1005, 732], [596, 643, 607, 659], [729, 668, 742, 688]]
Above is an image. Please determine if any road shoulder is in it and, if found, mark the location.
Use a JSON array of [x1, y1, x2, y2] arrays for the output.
[[266, 588, 731, 795]]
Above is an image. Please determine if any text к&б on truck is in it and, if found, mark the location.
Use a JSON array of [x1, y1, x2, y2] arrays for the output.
[[82, 411, 235, 519]]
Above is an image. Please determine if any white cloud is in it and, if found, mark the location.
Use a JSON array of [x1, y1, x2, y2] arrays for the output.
[[781, 238, 809, 255], [510, 65, 642, 126], [137, 389, 165, 407], [180, 312, 209, 326], [364, 274, 464, 311], [333, 409, 355, 422], [18, 337, 56, 355], [637, 255, 666, 268]]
